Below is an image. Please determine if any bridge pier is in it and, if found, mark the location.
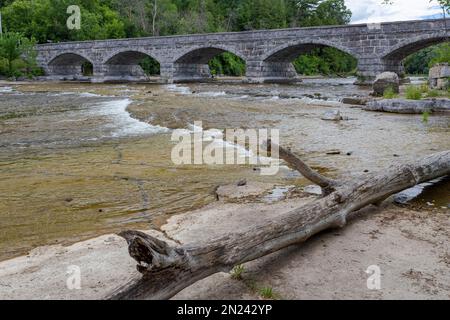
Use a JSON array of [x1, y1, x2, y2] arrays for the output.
[[246, 61, 301, 83], [356, 58, 406, 85], [172, 63, 213, 82]]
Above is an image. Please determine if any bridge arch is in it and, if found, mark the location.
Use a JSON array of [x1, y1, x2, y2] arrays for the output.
[[173, 45, 247, 81], [381, 34, 449, 76], [382, 34, 448, 61], [47, 52, 94, 78], [261, 39, 358, 62], [103, 50, 161, 80], [257, 39, 359, 82]]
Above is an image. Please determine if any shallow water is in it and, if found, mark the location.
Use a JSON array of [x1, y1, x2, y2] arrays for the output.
[[0, 79, 448, 261]]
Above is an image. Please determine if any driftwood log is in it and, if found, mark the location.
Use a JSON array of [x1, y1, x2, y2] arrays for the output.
[[107, 146, 450, 300]]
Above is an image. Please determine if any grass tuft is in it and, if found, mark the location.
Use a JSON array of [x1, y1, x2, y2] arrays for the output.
[[230, 265, 245, 280], [419, 83, 429, 94], [383, 86, 398, 99], [405, 85, 422, 100], [427, 89, 441, 98], [258, 286, 275, 300], [422, 111, 431, 123]]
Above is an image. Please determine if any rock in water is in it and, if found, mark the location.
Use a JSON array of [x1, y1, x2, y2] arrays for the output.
[[429, 63, 450, 90], [373, 72, 399, 96], [364, 98, 450, 114], [341, 97, 369, 106], [321, 110, 342, 121]]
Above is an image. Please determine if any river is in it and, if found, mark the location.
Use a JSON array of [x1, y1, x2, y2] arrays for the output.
[[0, 78, 449, 261]]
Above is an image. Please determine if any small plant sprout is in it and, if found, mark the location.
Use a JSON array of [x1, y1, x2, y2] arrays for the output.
[[259, 286, 276, 300], [405, 85, 422, 100], [383, 86, 397, 99], [419, 83, 429, 94], [427, 89, 440, 98], [230, 264, 245, 280], [422, 110, 431, 123]]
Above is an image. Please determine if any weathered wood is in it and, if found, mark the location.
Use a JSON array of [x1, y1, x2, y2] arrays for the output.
[[270, 141, 338, 194], [107, 149, 450, 300]]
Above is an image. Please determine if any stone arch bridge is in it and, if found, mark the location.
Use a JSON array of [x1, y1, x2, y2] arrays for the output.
[[36, 18, 450, 84]]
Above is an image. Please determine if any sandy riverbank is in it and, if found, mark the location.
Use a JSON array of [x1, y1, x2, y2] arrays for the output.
[[0, 182, 448, 300]]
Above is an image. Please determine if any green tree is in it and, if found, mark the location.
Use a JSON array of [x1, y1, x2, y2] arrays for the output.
[[19, 36, 40, 76], [0, 32, 23, 76], [237, 0, 288, 30], [430, 43, 450, 65], [1, 0, 126, 42]]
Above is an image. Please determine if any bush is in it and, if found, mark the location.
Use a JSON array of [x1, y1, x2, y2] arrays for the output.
[[0, 32, 40, 78], [383, 86, 398, 99], [405, 86, 422, 100], [419, 83, 429, 94], [427, 90, 440, 98], [422, 111, 431, 123], [209, 52, 246, 77], [139, 57, 160, 76]]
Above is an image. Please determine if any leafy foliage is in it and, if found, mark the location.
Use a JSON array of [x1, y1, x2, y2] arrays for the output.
[[0, 32, 41, 77], [293, 47, 357, 76], [405, 43, 450, 75], [383, 86, 398, 99], [209, 52, 246, 76], [139, 56, 160, 75], [405, 85, 423, 100]]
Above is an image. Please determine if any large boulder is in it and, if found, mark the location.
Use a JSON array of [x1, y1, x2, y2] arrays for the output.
[[429, 63, 450, 90], [373, 72, 400, 96], [364, 98, 450, 114]]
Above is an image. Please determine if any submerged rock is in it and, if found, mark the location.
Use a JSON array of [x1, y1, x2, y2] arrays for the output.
[[303, 185, 322, 196], [373, 72, 399, 96], [341, 97, 369, 106], [321, 110, 343, 121]]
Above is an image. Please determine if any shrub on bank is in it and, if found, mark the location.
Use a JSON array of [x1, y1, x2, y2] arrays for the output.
[[383, 86, 398, 99], [405, 85, 422, 100], [419, 83, 429, 94], [427, 89, 441, 98], [0, 32, 43, 79], [0, 58, 44, 79]]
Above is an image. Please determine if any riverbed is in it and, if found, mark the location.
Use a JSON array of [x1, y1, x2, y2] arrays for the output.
[[0, 79, 449, 261]]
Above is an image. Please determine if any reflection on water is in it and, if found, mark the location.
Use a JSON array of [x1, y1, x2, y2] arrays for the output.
[[0, 79, 448, 260]]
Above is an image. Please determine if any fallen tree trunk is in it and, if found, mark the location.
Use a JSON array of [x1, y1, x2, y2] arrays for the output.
[[107, 149, 450, 300]]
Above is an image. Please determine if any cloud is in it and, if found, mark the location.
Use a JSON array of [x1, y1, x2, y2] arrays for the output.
[[345, 0, 444, 24]]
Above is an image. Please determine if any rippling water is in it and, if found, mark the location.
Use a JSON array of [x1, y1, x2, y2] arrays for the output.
[[0, 79, 448, 260]]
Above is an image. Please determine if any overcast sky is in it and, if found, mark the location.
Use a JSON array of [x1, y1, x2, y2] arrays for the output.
[[345, 0, 445, 24]]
